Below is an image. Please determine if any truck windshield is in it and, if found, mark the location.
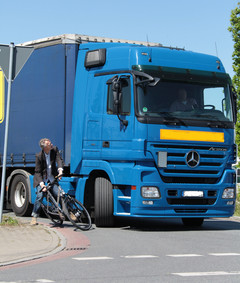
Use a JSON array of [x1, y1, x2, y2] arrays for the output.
[[135, 66, 234, 127]]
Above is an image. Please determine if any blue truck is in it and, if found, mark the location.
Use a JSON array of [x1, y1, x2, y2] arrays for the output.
[[0, 34, 237, 227]]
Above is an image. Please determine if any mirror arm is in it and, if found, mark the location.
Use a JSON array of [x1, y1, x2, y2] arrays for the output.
[[117, 113, 128, 126], [135, 78, 154, 86]]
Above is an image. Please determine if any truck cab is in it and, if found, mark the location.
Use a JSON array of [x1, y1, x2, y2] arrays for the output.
[[71, 43, 237, 226]]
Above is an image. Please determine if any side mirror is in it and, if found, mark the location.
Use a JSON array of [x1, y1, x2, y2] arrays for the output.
[[106, 75, 128, 126], [112, 80, 122, 113]]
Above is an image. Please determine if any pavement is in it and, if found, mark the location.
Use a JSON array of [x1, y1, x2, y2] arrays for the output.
[[0, 213, 90, 267], [1, 213, 239, 268]]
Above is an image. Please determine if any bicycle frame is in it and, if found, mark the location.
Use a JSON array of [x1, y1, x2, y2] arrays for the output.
[[44, 189, 65, 214], [41, 177, 92, 230]]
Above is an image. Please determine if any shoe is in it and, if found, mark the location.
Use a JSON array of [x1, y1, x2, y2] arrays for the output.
[[30, 217, 37, 225], [58, 211, 65, 220], [69, 212, 77, 221]]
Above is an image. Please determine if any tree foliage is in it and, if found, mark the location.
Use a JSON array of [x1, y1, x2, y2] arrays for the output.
[[229, 2, 240, 162]]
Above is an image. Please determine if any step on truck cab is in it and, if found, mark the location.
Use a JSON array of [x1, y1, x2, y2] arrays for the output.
[[0, 34, 237, 227]]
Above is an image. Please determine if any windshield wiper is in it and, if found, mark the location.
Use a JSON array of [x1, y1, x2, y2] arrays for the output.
[[195, 114, 229, 128], [206, 121, 228, 128], [157, 112, 186, 126]]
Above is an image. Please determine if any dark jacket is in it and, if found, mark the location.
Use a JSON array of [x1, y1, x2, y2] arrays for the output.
[[33, 146, 64, 187]]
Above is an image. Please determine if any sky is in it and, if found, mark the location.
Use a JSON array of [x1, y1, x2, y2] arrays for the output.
[[0, 0, 239, 78]]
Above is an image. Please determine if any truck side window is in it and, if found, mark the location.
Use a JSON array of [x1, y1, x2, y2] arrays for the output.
[[107, 78, 131, 115], [203, 86, 232, 120]]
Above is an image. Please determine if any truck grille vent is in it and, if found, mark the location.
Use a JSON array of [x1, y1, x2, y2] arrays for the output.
[[167, 198, 216, 205], [174, 209, 208, 213], [151, 144, 228, 184], [162, 176, 218, 184], [167, 190, 217, 197]]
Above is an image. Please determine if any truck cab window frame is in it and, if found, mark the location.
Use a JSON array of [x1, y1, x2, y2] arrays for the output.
[[133, 65, 234, 128]]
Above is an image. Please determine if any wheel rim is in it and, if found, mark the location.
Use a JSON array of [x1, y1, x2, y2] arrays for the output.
[[14, 182, 26, 208]]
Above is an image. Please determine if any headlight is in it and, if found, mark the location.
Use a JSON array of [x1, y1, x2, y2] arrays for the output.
[[141, 186, 160, 198], [222, 188, 235, 199]]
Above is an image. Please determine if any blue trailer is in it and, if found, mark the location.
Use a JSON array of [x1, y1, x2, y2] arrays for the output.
[[0, 34, 237, 226]]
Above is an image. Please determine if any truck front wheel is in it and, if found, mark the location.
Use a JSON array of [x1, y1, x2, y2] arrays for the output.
[[10, 175, 32, 216], [94, 177, 114, 227]]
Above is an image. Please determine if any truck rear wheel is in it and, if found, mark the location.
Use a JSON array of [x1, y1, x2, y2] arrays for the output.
[[182, 218, 204, 227], [10, 175, 32, 216], [94, 177, 114, 227]]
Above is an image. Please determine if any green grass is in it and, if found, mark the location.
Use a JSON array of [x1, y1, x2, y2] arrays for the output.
[[234, 185, 240, 216], [0, 215, 19, 226]]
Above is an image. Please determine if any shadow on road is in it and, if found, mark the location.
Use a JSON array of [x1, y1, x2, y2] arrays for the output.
[[116, 217, 240, 232], [4, 209, 240, 232]]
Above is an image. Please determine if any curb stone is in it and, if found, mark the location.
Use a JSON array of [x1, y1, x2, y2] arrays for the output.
[[0, 222, 66, 267]]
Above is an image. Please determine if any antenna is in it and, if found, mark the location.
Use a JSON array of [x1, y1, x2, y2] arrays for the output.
[[215, 42, 221, 70], [215, 42, 219, 58]]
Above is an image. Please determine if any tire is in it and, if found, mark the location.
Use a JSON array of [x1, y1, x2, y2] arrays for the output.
[[182, 218, 204, 227], [41, 196, 63, 226], [10, 175, 32, 216], [65, 197, 92, 230], [94, 177, 114, 227]]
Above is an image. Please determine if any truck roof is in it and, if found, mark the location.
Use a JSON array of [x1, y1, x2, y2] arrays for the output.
[[19, 34, 164, 49]]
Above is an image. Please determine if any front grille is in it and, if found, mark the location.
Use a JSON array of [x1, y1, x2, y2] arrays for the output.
[[167, 190, 217, 197], [168, 190, 178, 196], [208, 190, 217, 197], [162, 176, 218, 184], [161, 178, 218, 184], [167, 189, 217, 206], [164, 169, 218, 174], [150, 144, 228, 184], [174, 209, 208, 213], [167, 198, 216, 205]]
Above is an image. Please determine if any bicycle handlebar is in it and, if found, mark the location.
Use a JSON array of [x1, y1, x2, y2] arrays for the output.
[[40, 174, 64, 192]]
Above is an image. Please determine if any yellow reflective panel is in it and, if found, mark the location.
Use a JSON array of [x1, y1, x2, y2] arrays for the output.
[[160, 129, 224, 143], [0, 68, 4, 123]]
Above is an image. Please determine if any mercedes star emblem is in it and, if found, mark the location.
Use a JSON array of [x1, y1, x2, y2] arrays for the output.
[[186, 150, 200, 168]]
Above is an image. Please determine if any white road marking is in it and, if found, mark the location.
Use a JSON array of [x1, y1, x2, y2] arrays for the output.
[[167, 254, 203, 257], [173, 271, 240, 277], [0, 281, 55, 283], [209, 253, 240, 256], [36, 280, 55, 282], [123, 255, 158, 259], [73, 256, 113, 261], [73, 252, 240, 261]]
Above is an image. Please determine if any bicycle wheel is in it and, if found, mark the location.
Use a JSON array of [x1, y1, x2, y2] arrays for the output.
[[41, 197, 63, 226], [64, 197, 92, 230]]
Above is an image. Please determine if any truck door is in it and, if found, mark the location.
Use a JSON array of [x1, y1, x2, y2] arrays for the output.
[[101, 74, 134, 161]]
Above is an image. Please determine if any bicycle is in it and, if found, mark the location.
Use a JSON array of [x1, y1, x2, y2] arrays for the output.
[[40, 176, 92, 231]]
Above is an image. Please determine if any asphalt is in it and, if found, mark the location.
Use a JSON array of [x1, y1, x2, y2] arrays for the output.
[[1, 213, 240, 267], [0, 214, 90, 267]]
